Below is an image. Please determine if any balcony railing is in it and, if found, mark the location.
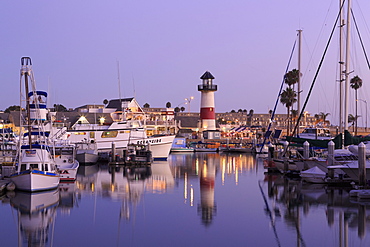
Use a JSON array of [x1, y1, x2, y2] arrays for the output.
[[198, 84, 217, 91]]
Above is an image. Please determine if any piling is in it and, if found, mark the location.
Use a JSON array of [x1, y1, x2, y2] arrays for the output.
[[111, 142, 116, 162], [303, 141, 309, 159], [283, 141, 289, 172], [268, 143, 274, 161], [358, 142, 366, 187], [327, 141, 335, 179]]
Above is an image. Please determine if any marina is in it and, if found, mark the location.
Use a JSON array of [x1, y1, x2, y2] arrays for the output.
[[0, 152, 369, 246], [2, 1, 370, 246]]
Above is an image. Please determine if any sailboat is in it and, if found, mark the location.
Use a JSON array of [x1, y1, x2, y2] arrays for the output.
[[10, 57, 60, 192]]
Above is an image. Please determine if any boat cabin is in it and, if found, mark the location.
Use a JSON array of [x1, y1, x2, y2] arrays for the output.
[[299, 127, 331, 140]]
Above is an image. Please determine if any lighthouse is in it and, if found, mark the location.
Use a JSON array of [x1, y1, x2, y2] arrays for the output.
[[198, 71, 219, 139]]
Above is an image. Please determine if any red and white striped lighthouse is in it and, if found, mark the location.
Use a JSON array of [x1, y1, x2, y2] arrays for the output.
[[198, 71, 217, 131]]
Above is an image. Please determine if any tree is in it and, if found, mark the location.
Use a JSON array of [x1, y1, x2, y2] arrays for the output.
[[350, 75, 363, 135], [166, 102, 172, 108], [230, 109, 236, 113], [348, 114, 358, 132], [53, 104, 68, 112], [284, 69, 300, 88], [180, 106, 185, 112], [4, 105, 21, 113], [280, 87, 297, 136], [174, 107, 180, 113], [143, 103, 150, 108], [103, 99, 109, 105], [248, 109, 254, 126]]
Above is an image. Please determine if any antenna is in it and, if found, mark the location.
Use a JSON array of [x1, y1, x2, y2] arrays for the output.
[[117, 60, 122, 109], [132, 72, 136, 98]]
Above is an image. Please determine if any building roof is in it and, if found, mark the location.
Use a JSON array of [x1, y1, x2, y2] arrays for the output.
[[106, 98, 135, 110]]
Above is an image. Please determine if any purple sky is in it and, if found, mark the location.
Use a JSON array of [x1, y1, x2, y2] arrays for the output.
[[1, 1, 370, 126]]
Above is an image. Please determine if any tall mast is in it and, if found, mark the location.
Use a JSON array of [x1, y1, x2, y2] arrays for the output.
[[297, 29, 302, 133], [339, 0, 345, 134], [21, 57, 33, 146], [344, 0, 352, 131]]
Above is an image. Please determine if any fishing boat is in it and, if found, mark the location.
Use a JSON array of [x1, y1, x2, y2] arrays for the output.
[[10, 57, 60, 192]]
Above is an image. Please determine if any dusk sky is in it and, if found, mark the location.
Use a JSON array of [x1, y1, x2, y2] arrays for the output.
[[1, 1, 370, 126]]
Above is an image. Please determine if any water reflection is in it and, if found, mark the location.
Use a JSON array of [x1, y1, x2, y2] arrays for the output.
[[3, 153, 370, 246], [10, 189, 59, 247], [262, 173, 370, 246]]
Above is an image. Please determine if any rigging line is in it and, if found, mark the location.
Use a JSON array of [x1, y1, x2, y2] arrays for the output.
[[351, 9, 370, 70], [288, 0, 345, 145], [259, 34, 298, 152]]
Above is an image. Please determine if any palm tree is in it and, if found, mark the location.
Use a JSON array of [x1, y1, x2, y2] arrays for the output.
[[348, 114, 358, 133], [248, 109, 254, 126], [350, 75, 363, 135], [166, 102, 172, 108], [143, 103, 150, 108], [280, 87, 297, 136], [284, 69, 300, 88], [103, 99, 109, 105]]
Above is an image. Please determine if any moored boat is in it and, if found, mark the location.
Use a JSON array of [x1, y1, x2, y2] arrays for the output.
[[53, 142, 80, 182], [75, 141, 99, 164], [10, 57, 60, 192]]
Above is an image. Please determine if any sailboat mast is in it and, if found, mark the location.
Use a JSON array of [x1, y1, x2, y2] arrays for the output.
[[21, 57, 33, 146], [339, 0, 345, 134], [344, 0, 352, 131], [297, 29, 302, 133]]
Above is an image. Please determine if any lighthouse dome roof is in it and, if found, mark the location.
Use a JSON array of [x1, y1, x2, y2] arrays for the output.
[[200, 71, 215, 80]]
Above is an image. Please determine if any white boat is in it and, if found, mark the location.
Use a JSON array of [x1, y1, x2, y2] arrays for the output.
[[11, 143, 60, 192], [75, 141, 99, 164], [298, 127, 332, 140], [65, 118, 175, 160], [328, 160, 370, 182], [348, 141, 370, 157], [273, 149, 358, 173], [53, 142, 80, 182], [10, 57, 60, 192], [300, 166, 327, 183]]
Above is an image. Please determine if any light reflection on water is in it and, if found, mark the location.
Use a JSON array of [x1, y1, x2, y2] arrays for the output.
[[0, 152, 370, 246]]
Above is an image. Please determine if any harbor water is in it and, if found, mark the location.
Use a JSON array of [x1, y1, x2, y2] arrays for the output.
[[0, 152, 369, 247]]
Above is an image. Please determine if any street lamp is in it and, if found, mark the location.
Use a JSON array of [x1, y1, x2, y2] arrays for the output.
[[358, 99, 368, 132], [185, 96, 194, 113]]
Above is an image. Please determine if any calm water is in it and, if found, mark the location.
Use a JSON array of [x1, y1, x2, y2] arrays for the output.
[[0, 152, 370, 247]]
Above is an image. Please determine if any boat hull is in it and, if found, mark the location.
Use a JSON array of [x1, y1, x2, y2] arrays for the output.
[[76, 153, 99, 164], [57, 161, 79, 182], [10, 170, 60, 192]]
